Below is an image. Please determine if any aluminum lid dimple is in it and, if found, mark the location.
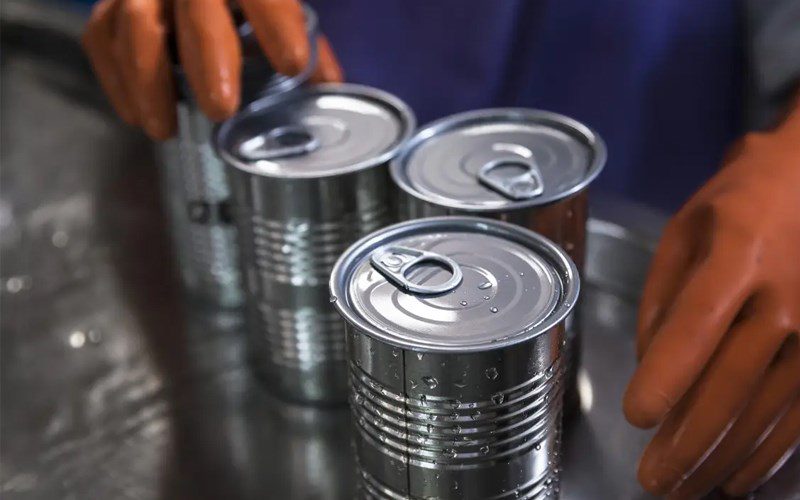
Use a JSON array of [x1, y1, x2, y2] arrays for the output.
[[330, 217, 580, 352], [214, 83, 415, 178], [391, 109, 606, 211]]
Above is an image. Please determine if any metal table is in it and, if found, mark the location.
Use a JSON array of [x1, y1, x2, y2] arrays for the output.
[[1, 2, 798, 498]]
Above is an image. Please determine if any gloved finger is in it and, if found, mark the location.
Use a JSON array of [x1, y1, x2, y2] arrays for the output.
[[668, 338, 800, 499], [81, 0, 140, 125], [723, 396, 800, 496], [309, 35, 344, 83], [636, 216, 695, 360], [624, 214, 758, 429], [174, 0, 241, 121], [636, 312, 787, 495], [239, 0, 310, 76], [114, 0, 177, 140]]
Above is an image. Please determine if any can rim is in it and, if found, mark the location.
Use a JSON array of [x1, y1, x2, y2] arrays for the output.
[[390, 108, 607, 211], [243, 4, 319, 96], [329, 216, 580, 353], [174, 5, 319, 102], [213, 83, 416, 180]]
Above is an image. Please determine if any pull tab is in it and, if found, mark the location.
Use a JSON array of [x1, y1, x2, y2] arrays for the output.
[[370, 246, 463, 295], [237, 125, 320, 161], [477, 158, 544, 200]]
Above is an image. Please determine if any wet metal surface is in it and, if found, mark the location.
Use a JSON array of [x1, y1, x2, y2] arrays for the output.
[[1, 2, 798, 499]]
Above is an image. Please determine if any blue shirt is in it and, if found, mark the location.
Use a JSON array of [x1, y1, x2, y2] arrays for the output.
[[308, 0, 743, 212]]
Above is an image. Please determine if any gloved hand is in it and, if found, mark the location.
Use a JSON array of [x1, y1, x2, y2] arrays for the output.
[[624, 101, 800, 499], [82, 0, 343, 140]]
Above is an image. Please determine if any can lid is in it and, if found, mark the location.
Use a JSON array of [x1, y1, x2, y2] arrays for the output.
[[330, 217, 579, 352], [391, 109, 606, 211], [175, 6, 318, 103], [239, 4, 319, 97], [214, 83, 415, 179]]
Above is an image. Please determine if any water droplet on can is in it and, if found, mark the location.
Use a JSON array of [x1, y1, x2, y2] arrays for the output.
[[491, 393, 505, 405], [490, 307, 498, 313], [534, 443, 541, 450], [485, 367, 499, 380], [68, 330, 86, 348], [329, 296, 338, 303], [480, 445, 490, 454], [483, 295, 490, 300], [460, 300, 467, 306], [416, 352, 424, 361], [392, 349, 399, 357], [478, 282, 492, 290], [422, 376, 438, 389]]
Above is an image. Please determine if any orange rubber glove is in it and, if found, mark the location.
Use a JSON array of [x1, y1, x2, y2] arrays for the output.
[[82, 0, 343, 140], [624, 99, 800, 499]]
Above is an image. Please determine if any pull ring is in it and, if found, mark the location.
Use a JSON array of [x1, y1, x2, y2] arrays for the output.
[[370, 246, 463, 295], [237, 125, 320, 160], [478, 158, 544, 200]]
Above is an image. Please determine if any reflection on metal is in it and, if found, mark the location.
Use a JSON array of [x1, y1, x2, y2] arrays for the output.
[[332, 218, 579, 498], [216, 84, 414, 404], [158, 6, 320, 308], [576, 368, 593, 413]]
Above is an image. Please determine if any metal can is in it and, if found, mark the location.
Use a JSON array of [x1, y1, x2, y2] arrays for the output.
[[330, 216, 580, 499], [158, 6, 319, 308], [215, 83, 415, 404], [390, 109, 606, 416]]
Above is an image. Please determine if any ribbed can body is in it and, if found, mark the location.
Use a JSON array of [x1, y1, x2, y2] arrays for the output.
[[228, 166, 395, 403], [347, 322, 566, 499], [397, 191, 587, 417], [159, 103, 243, 307]]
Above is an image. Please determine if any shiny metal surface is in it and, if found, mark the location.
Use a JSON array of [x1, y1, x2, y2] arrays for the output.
[[2, 2, 798, 498], [391, 109, 605, 211], [218, 84, 415, 403], [331, 218, 577, 498], [216, 84, 415, 178], [393, 110, 604, 421], [160, 110, 243, 307], [238, 4, 320, 97], [157, 6, 320, 308], [331, 218, 578, 351]]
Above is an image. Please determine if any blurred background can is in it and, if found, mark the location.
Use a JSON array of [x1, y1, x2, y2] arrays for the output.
[[215, 83, 415, 404], [390, 109, 606, 416], [158, 6, 319, 308], [330, 217, 580, 499]]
